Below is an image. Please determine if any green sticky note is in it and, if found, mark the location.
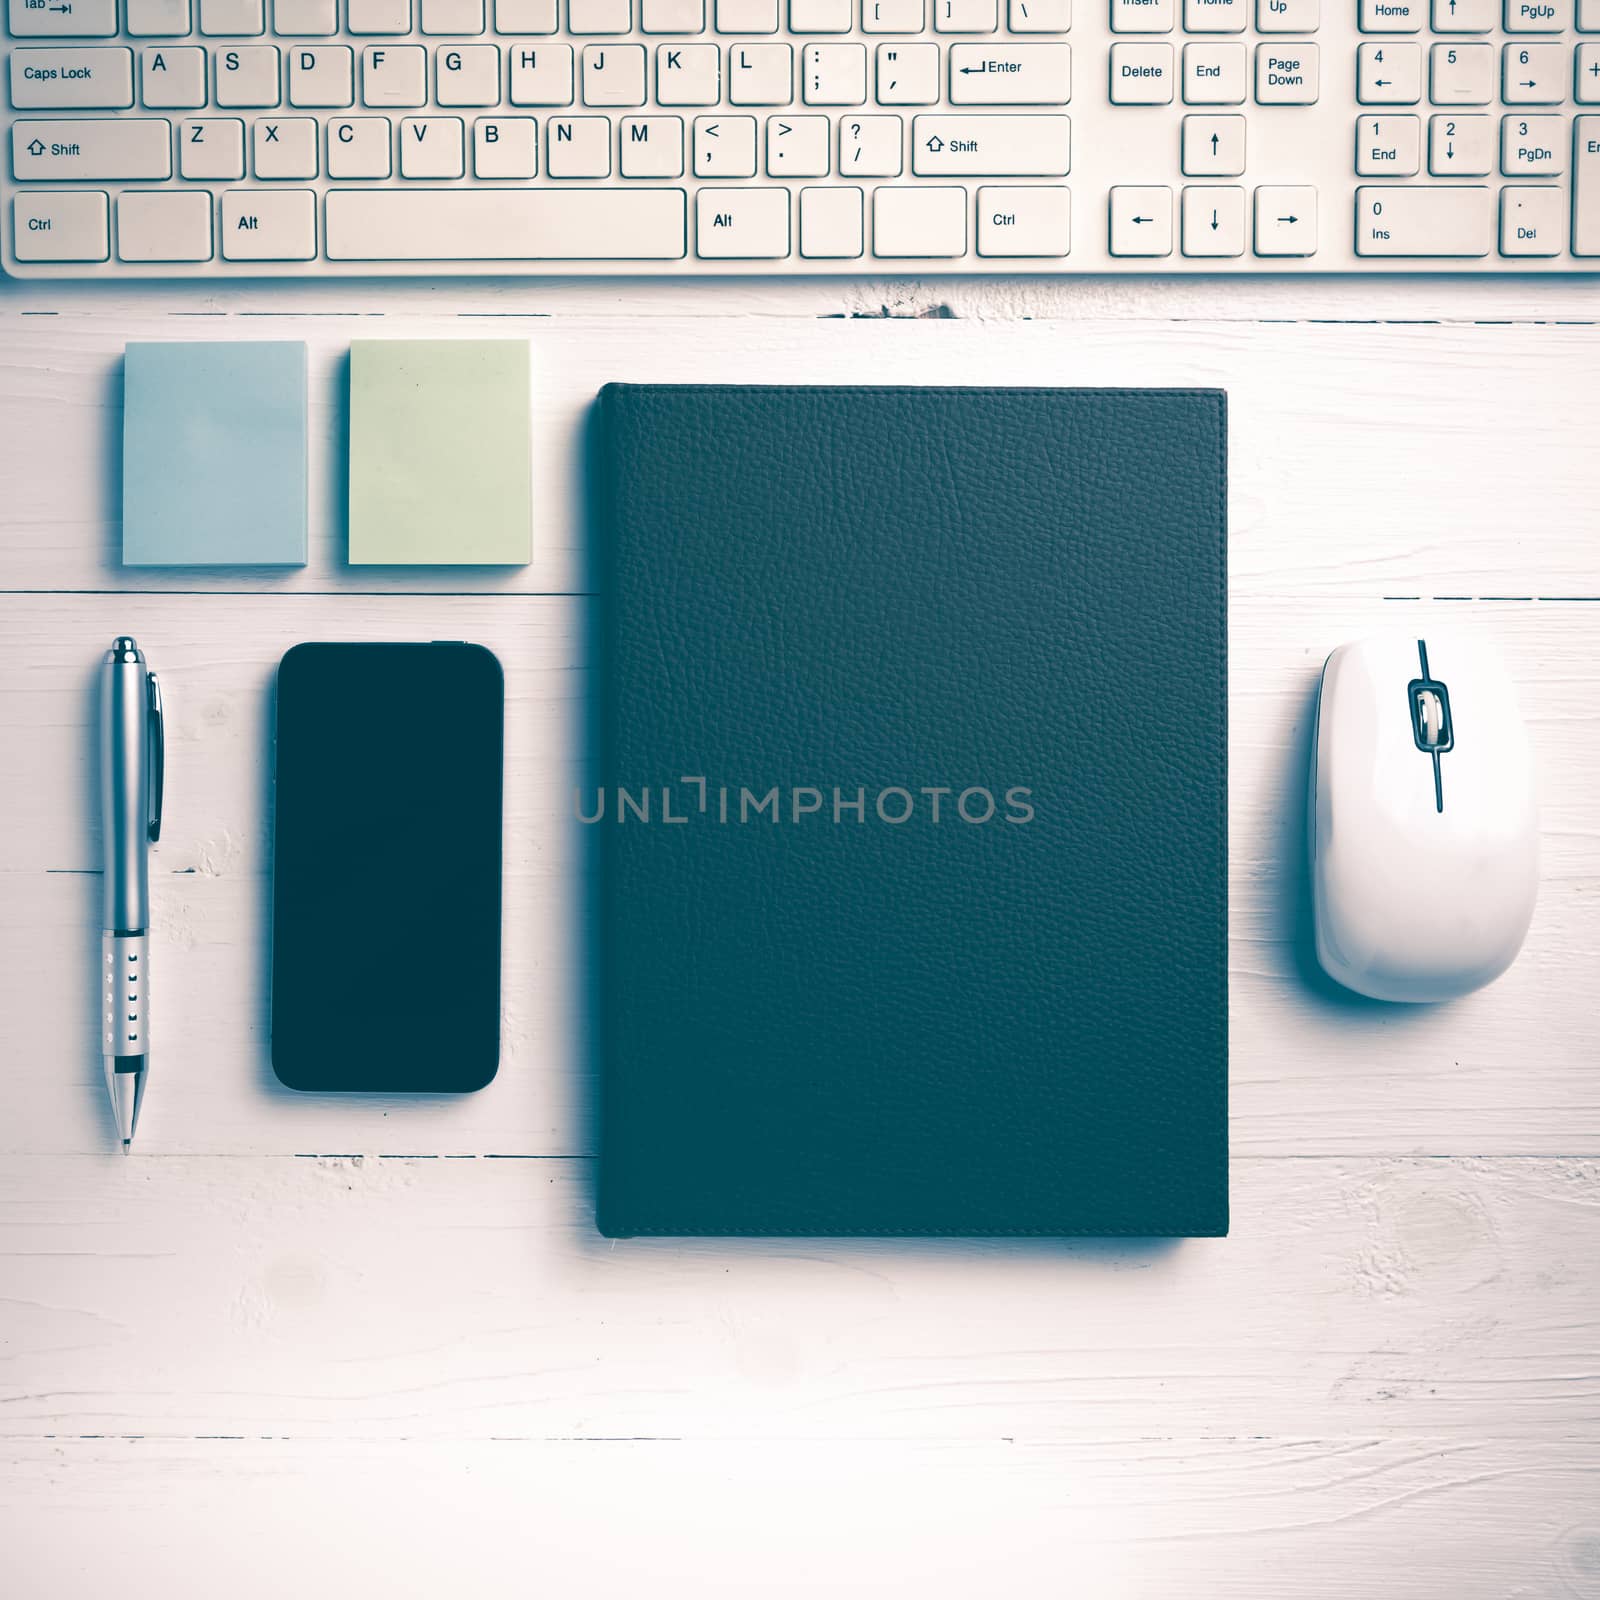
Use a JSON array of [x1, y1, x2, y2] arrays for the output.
[[348, 340, 533, 566]]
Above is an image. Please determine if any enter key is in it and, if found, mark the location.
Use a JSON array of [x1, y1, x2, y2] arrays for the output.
[[949, 44, 1072, 105], [1577, 116, 1600, 257]]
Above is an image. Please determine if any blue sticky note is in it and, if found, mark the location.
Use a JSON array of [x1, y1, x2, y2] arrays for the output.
[[123, 341, 308, 567]]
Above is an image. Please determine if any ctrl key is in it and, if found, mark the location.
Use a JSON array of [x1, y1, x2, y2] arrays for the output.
[[12, 190, 109, 262]]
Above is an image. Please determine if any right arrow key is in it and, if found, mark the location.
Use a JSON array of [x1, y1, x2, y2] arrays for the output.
[[1253, 184, 1318, 256]]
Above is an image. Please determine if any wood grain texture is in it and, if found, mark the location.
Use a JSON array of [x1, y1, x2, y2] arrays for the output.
[[1, 1155, 1595, 1442], [0, 307, 1595, 1594], [0, 316, 1597, 598], [5, 1436, 1597, 1599]]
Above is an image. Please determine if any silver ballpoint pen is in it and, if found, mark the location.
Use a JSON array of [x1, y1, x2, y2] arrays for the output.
[[99, 637, 164, 1152]]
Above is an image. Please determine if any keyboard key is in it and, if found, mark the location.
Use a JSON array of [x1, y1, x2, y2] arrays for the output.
[[619, 112, 682, 172], [728, 42, 793, 103], [1110, 0, 1173, 31], [1502, 112, 1564, 173], [977, 183, 1068, 252], [1354, 182, 1490, 253], [1183, 41, 1246, 103], [1575, 116, 1600, 253], [839, 111, 902, 172], [1357, 41, 1420, 104], [1180, 183, 1244, 254], [864, 0, 926, 25], [933, 0, 998, 30], [582, 42, 646, 104], [639, 0, 700, 24], [327, 114, 393, 175], [693, 112, 756, 172], [421, 0, 485, 29], [1110, 42, 1173, 103], [1355, 112, 1420, 173], [10, 47, 134, 109], [11, 189, 108, 259], [13, 117, 173, 179], [180, 115, 245, 176], [1503, 0, 1566, 28], [799, 182, 863, 254], [254, 113, 319, 174], [696, 184, 789, 253], [547, 111, 611, 171], [126, 0, 194, 35], [325, 185, 686, 256], [7, 0, 117, 34], [399, 113, 465, 174], [508, 44, 573, 105], [1255, 43, 1317, 102], [1182, 111, 1245, 173], [474, 113, 538, 174], [118, 189, 212, 258], [437, 44, 501, 104], [1432, 0, 1494, 25], [1255, 0, 1317, 29], [497, 0, 560, 28], [872, 183, 966, 253], [348, 0, 412, 30], [948, 42, 1070, 104], [364, 43, 427, 104], [876, 41, 940, 103], [274, 0, 338, 32], [221, 186, 316, 256], [1580, 43, 1600, 103], [1009, 0, 1070, 28], [656, 43, 720, 102], [1184, 0, 1246, 27], [1253, 182, 1315, 252], [1428, 110, 1492, 171], [215, 45, 281, 106], [912, 111, 1069, 171], [802, 42, 867, 102], [288, 44, 355, 106], [1360, 0, 1420, 26], [766, 111, 830, 171], [200, 0, 264, 32], [571, 0, 633, 26], [714, 0, 776, 25], [1108, 183, 1171, 253], [1429, 42, 1492, 105], [790, 0, 852, 27], [1502, 42, 1564, 103], [1580, 0, 1600, 24], [1499, 183, 1563, 252]]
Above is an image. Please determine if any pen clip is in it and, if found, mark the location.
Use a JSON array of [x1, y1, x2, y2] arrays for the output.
[[147, 672, 164, 844]]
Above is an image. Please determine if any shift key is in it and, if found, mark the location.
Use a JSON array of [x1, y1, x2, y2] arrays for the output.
[[912, 114, 1071, 175], [12, 120, 172, 181]]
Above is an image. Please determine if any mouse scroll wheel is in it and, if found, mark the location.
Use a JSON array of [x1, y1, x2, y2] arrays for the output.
[[1417, 688, 1446, 747]]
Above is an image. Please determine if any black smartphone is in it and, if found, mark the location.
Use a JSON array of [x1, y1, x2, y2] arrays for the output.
[[271, 642, 503, 1092]]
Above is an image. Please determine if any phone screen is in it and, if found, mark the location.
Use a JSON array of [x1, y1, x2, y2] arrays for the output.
[[271, 642, 503, 1092]]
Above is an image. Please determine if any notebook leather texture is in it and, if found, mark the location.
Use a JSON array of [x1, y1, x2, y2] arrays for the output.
[[594, 385, 1228, 1238]]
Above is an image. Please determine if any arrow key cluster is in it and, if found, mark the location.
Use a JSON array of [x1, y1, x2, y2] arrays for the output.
[[1113, 181, 1317, 254]]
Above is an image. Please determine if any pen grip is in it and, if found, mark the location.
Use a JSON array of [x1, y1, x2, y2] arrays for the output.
[[102, 932, 148, 1059]]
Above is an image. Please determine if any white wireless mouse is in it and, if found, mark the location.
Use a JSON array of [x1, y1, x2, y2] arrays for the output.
[[1310, 630, 1538, 1003]]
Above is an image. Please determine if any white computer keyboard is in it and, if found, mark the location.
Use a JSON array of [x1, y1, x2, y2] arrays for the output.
[[4, 0, 1598, 275]]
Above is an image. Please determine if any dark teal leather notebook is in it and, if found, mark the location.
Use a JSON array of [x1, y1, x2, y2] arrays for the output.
[[594, 386, 1228, 1238]]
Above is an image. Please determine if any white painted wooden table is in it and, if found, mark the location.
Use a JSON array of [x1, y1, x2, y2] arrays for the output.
[[1, 272, 1597, 1599]]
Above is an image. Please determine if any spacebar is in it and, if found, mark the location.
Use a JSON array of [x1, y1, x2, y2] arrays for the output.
[[325, 188, 688, 261]]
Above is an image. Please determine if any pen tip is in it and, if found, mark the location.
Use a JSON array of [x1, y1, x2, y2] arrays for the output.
[[121, 1139, 131, 1155]]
